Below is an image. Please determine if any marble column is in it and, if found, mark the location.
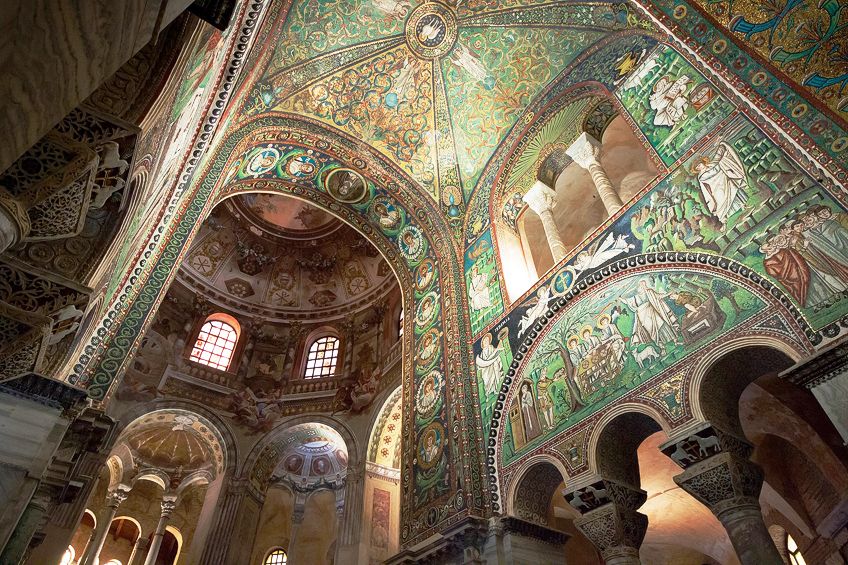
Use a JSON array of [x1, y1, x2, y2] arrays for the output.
[[198, 478, 248, 564], [662, 425, 783, 565], [0, 493, 51, 565], [523, 180, 567, 263], [566, 132, 623, 216], [127, 537, 150, 565], [142, 496, 177, 565], [335, 470, 364, 564], [564, 478, 648, 565], [80, 487, 130, 565]]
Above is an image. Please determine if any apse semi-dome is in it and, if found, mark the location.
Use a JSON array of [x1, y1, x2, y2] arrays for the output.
[[121, 411, 224, 474]]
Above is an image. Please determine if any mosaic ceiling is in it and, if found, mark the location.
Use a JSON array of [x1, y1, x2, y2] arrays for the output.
[[238, 0, 646, 221]]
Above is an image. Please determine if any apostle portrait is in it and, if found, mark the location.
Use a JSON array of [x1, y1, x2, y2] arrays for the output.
[[475, 332, 504, 397]]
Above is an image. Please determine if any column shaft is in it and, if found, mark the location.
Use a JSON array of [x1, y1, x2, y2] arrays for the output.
[[0, 497, 49, 565], [523, 180, 567, 263], [566, 132, 623, 216], [142, 498, 176, 565], [198, 480, 246, 565], [80, 489, 128, 565]]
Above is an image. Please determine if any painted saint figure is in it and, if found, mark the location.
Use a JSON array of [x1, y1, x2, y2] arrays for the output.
[[476, 332, 504, 397], [519, 286, 551, 334], [649, 75, 691, 127], [618, 279, 679, 352], [536, 374, 555, 430], [693, 142, 749, 226], [469, 264, 493, 311], [520, 382, 542, 441]]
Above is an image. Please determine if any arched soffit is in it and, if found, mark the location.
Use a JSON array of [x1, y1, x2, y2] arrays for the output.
[[113, 403, 238, 478], [201, 116, 490, 537], [368, 386, 403, 468], [464, 29, 663, 244], [243, 415, 357, 493], [226, 0, 657, 223], [586, 407, 665, 484], [688, 336, 802, 424], [487, 256, 811, 512], [504, 454, 568, 518]]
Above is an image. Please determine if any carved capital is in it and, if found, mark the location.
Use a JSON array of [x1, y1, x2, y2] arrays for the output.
[[565, 132, 602, 169], [106, 486, 130, 508], [522, 180, 558, 216], [661, 423, 753, 469], [567, 478, 648, 559], [160, 497, 177, 517], [0, 189, 30, 251], [673, 451, 764, 518]]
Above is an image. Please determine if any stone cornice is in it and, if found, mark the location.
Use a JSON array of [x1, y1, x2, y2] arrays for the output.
[[0, 372, 87, 411], [781, 339, 848, 388]]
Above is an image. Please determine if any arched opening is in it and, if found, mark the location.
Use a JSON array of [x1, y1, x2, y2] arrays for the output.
[[509, 460, 599, 564], [499, 105, 659, 301], [364, 387, 402, 563], [248, 422, 349, 565], [98, 517, 140, 565]]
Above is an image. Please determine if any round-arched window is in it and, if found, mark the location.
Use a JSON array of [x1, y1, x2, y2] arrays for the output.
[[304, 336, 340, 379], [59, 546, 74, 565], [190, 314, 240, 371], [264, 548, 288, 564], [787, 534, 807, 565]]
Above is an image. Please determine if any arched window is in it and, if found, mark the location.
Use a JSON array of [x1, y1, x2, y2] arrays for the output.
[[190, 314, 240, 371], [58, 546, 74, 565], [304, 336, 340, 379], [787, 534, 807, 565], [264, 548, 288, 564], [398, 307, 404, 339]]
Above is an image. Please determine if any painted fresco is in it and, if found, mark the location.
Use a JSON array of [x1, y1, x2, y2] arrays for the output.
[[501, 269, 765, 464], [465, 230, 505, 334], [616, 45, 736, 166]]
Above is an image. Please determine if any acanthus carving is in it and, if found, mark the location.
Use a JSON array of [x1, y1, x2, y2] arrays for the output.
[[567, 478, 648, 559]]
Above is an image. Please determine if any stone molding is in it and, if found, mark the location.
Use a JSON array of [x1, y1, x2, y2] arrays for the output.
[[781, 339, 848, 388]]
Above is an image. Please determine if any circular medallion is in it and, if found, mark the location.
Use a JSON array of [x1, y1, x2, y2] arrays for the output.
[[325, 167, 368, 203], [415, 258, 436, 292], [416, 327, 442, 372], [370, 196, 403, 233], [415, 290, 440, 330], [245, 146, 280, 177], [415, 370, 444, 417], [285, 153, 318, 179], [405, 2, 457, 59], [416, 421, 445, 469], [398, 225, 425, 263]]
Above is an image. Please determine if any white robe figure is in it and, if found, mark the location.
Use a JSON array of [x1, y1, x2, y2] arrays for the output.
[[573, 233, 635, 275], [519, 286, 551, 334], [620, 281, 679, 350], [469, 267, 492, 311], [696, 142, 749, 225], [649, 75, 691, 127], [476, 338, 504, 396]]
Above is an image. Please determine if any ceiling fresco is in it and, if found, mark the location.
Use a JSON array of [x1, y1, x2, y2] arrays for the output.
[[239, 0, 652, 224]]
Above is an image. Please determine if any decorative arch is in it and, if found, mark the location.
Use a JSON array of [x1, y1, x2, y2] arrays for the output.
[[193, 115, 484, 542], [110, 400, 239, 479], [586, 403, 671, 476], [688, 336, 804, 425], [488, 254, 811, 512], [504, 454, 569, 519], [243, 414, 360, 492]]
